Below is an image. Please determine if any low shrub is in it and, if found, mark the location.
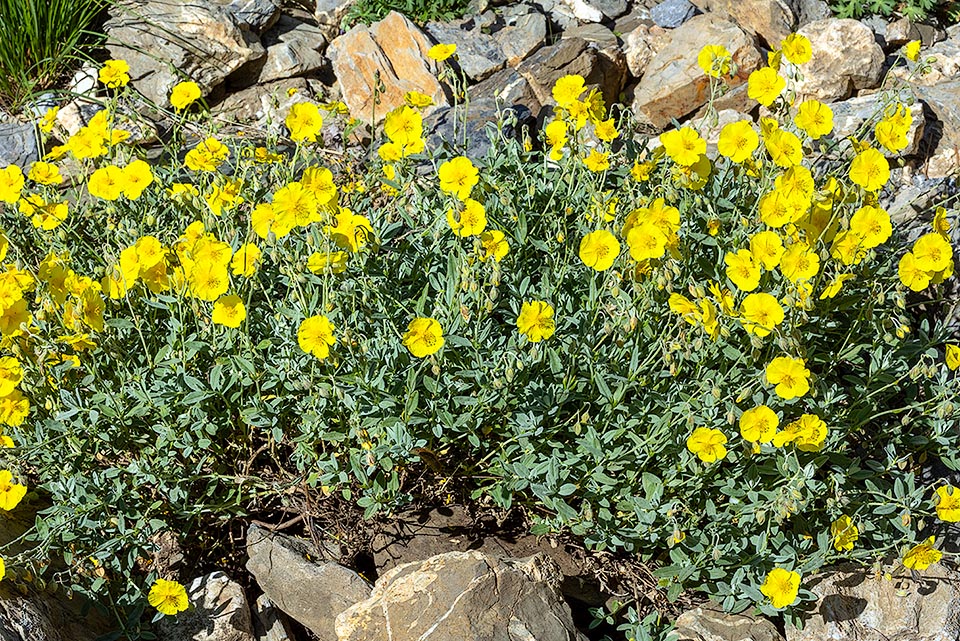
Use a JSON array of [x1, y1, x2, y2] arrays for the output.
[[0, 37, 957, 640], [342, 0, 472, 26], [0, 0, 107, 112], [828, 0, 960, 24]]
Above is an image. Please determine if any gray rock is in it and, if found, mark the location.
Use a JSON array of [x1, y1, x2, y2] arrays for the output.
[[517, 36, 627, 111], [623, 22, 672, 78], [251, 595, 293, 641], [615, 5, 656, 33], [471, 67, 542, 113], [237, 15, 328, 85], [911, 80, 960, 179], [0, 514, 112, 641], [214, 78, 313, 129], [335, 551, 588, 641], [690, 0, 798, 48], [104, 0, 266, 107], [792, 19, 885, 103], [157, 572, 255, 641], [213, 0, 280, 33], [631, 13, 762, 129], [787, 563, 960, 641], [245, 525, 370, 641], [829, 93, 926, 156], [675, 603, 783, 641], [425, 99, 533, 158], [797, 0, 831, 26], [67, 63, 99, 98], [425, 21, 507, 81], [0, 121, 38, 169], [885, 17, 920, 49], [651, 0, 699, 28], [494, 9, 547, 67], [588, 0, 630, 19]]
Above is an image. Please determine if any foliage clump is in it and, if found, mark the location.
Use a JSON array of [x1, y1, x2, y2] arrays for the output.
[[0, 34, 957, 640]]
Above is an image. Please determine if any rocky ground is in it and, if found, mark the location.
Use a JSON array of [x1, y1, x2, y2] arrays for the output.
[[2, 0, 960, 639]]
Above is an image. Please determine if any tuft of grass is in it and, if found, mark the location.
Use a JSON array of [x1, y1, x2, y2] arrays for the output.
[[342, 0, 472, 27], [0, 0, 108, 113]]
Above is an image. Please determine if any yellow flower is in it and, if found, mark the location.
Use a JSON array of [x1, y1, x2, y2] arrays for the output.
[[286, 102, 324, 143], [517, 301, 556, 342], [98, 59, 130, 88], [717, 121, 759, 163], [438, 156, 479, 200], [849, 148, 889, 192], [935, 486, 960, 522], [122, 159, 155, 200], [298, 315, 336, 360], [231, 244, 262, 277], [830, 231, 867, 266], [594, 118, 619, 142], [0, 358, 21, 397], [0, 556, 4, 581], [631, 160, 654, 182], [780, 242, 819, 282], [188, 261, 230, 301], [947, 344, 960, 371], [668, 293, 700, 324], [272, 181, 318, 228], [697, 44, 732, 78], [211, 295, 246, 328], [904, 40, 921, 61], [27, 161, 63, 185], [831, 515, 859, 551], [479, 230, 510, 262], [28, 199, 69, 231], [403, 317, 444, 358], [88, 165, 125, 201], [206, 179, 244, 216], [912, 233, 952, 272], [819, 274, 854, 299], [579, 230, 620, 272], [764, 130, 802, 168], [148, 579, 189, 616], [38, 106, 58, 134], [898, 252, 932, 291], [794, 100, 833, 140], [849, 205, 891, 249], [428, 43, 456, 61], [184, 137, 229, 172], [583, 149, 610, 172], [0, 165, 25, 203], [404, 91, 434, 108], [301, 166, 338, 209], [761, 568, 801, 609], [134, 236, 165, 271], [773, 413, 827, 451], [552, 74, 586, 108], [384, 106, 423, 146], [0, 390, 29, 426], [447, 198, 487, 237], [626, 222, 667, 261], [170, 81, 202, 110], [326, 209, 374, 253], [724, 249, 761, 291], [765, 356, 811, 400], [903, 536, 942, 571], [748, 67, 785, 107], [660, 127, 706, 167], [740, 292, 784, 337], [686, 427, 727, 463], [749, 231, 785, 270], [307, 251, 348, 274], [740, 405, 778, 443], [0, 469, 26, 511], [781, 33, 812, 65]]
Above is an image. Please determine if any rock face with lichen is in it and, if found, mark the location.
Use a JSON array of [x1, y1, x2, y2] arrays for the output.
[[335, 551, 588, 641], [327, 11, 449, 123]]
